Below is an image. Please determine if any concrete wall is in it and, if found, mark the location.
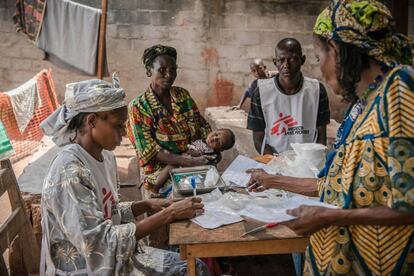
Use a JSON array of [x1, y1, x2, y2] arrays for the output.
[[0, 1, 337, 111], [0, 0, 413, 122]]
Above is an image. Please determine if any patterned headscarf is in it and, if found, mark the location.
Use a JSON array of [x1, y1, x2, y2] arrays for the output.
[[142, 44, 177, 69], [40, 73, 127, 146], [313, 0, 414, 67]]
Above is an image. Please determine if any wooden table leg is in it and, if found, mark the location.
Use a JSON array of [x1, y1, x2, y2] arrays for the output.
[[179, 244, 187, 260], [187, 257, 196, 276]]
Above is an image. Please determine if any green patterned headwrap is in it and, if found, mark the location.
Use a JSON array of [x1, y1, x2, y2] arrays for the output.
[[142, 44, 177, 69], [313, 0, 414, 67]]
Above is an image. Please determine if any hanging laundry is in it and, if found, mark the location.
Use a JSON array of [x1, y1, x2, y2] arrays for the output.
[[35, 0, 108, 76], [13, 0, 46, 41], [0, 69, 58, 162], [6, 76, 42, 134]]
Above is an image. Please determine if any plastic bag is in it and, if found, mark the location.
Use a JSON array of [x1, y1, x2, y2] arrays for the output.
[[204, 167, 220, 188], [265, 144, 327, 178], [291, 143, 327, 168], [0, 121, 14, 161]]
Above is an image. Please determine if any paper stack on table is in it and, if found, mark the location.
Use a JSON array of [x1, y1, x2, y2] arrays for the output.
[[190, 154, 336, 229], [191, 188, 337, 229]]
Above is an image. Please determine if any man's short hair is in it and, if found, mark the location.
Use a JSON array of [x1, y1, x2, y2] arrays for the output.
[[275, 38, 303, 56]]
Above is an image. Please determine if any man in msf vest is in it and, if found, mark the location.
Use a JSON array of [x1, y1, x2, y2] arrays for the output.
[[247, 38, 330, 154]]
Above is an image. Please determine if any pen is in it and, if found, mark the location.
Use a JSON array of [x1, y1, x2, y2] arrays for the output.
[[248, 181, 261, 191], [241, 222, 278, 237]]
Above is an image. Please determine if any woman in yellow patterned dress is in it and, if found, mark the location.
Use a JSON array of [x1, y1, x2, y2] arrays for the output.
[[247, 0, 414, 274]]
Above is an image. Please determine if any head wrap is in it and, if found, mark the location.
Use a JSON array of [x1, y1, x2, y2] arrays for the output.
[[313, 0, 414, 67], [40, 73, 127, 146], [142, 44, 177, 69]]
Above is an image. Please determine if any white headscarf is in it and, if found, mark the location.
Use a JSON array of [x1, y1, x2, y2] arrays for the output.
[[41, 74, 127, 146]]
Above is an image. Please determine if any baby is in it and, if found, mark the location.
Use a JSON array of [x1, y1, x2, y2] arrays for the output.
[[151, 129, 235, 196], [187, 128, 235, 158]]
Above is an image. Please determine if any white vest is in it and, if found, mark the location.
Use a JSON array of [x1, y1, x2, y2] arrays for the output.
[[259, 77, 320, 154]]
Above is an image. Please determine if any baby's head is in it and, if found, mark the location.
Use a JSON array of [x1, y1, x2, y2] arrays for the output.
[[206, 128, 235, 152], [250, 58, 267, 79]]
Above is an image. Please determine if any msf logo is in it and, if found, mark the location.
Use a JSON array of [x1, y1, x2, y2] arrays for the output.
[[102, 187, 115, 219], [271, 113, 298, 136]]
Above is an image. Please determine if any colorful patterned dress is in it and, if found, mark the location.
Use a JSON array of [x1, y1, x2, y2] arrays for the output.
[[305, 66, 414, 275], [128, 86, 211, 192]]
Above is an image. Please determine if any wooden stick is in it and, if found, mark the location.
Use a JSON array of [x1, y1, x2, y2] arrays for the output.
[[43, 70, 59, 110], [34, 0, 48, 43], [97, 0, 108, 79]]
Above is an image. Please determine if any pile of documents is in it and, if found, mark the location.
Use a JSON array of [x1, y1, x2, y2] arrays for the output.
[[192, 188, 336, 229], [191, 155, 335, 229]]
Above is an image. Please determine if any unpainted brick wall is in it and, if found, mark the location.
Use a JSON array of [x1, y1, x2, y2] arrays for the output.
[[0, 0, 413, 121]]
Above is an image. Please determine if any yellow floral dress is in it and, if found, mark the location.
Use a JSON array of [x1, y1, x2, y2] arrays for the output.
[[305, 66, 414, 275]]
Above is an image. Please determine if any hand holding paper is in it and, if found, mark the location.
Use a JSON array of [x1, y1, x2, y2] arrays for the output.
[[282, 205, 337, 236]]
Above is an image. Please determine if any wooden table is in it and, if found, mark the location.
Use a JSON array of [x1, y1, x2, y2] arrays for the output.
[[170, 218, 309, 276]]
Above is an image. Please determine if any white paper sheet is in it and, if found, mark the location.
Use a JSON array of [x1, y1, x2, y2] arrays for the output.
[[192, 210, 243, 229], [238, 206, 295, 223], [221, 155, 267, 187]]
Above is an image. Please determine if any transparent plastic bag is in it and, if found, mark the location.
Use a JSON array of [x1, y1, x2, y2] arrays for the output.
[[265, 144, 327, 178]]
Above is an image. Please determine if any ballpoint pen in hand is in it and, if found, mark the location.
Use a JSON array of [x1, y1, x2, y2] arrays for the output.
[[241, 222, 278, 237]]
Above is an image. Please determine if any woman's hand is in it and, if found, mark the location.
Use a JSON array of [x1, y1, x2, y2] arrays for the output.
[[282, 205, 335, 236], [134, 197, 204, 240], [204, 153, 222, 165], [246, 170, 319, 196], [146, 198, 173, 212], [187, 155, 211, 166], [168, 197, 204, 220], [246, 168, 273, 192], [228, 105, 241, 111]]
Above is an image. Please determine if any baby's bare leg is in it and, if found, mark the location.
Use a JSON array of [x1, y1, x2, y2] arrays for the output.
[[154, 165, 175, 189]]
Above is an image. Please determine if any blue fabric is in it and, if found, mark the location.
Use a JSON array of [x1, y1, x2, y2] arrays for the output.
[[159, 184, 173, 197], [292, 253, 303, 276], [244, 79, 258, 98], [318, 100, 366, 201]]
